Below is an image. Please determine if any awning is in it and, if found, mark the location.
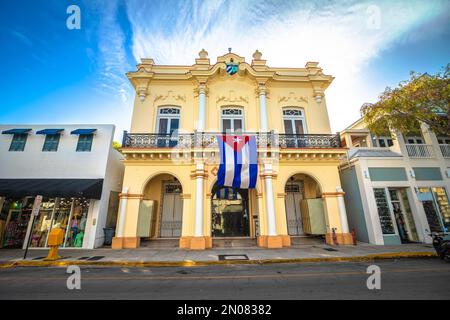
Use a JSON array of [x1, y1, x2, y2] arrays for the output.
[[2, 129, 32, 134], [36, 129, 64, 135], [71, 129, 97, 135], [0, 179, 104, 199]]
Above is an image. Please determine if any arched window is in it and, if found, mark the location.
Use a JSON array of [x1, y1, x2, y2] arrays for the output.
[[156, 107, 180, 135], [283, 108, 307, 135], [221, 107, 244, 133]]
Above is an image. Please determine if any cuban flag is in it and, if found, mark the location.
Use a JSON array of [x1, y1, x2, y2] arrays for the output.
[[217, 135, 258, 189]]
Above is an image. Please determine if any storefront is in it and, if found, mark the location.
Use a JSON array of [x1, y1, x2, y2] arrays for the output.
[[0, 196, 92, 249], [0, 178, 106, 249], [417, 187, 450, 233]]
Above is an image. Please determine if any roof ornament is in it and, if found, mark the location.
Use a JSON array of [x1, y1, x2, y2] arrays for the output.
[[228, 47, 232, 53], [252, 50, 262, 60], [198, 48, 208, 59]]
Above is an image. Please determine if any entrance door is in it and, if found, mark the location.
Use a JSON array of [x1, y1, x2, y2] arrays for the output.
[[159, 182, 183, 238], [211, 186, 249, 237], [284, 182, 304, 236], [388, 189, 418, 243]]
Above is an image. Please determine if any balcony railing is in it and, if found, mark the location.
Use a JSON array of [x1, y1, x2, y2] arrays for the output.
[[122, 132, 341, 149], [405, 144, 434, 158], [439, 144, 450, 158]]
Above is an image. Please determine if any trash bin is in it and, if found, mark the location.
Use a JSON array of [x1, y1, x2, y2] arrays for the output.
[[103, 228, 115, 246]]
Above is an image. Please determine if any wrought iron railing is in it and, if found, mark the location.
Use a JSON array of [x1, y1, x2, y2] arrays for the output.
[[122, 131, 341, 149]]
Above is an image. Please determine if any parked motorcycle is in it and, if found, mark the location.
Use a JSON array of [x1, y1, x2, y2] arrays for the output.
[[427, 230, 450, 262]]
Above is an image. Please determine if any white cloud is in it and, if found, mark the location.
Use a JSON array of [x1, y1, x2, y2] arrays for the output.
[[123, 0, 447, 131], [96, 0, 133, 106]]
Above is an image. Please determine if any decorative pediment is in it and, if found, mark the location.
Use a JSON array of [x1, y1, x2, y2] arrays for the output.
[[154, 90, 186, 103], [216, 90, 248, 104], [278, 92, 308, 104]]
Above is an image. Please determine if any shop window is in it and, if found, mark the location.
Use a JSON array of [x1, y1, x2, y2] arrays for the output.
[[9, 133, 28, 151], [1, 198, 33, 248], [432, 187, 450, 231], [42, 134, 60, 152], [373, 188, 395, 234], [76, 134, 93, 152], [65, 198, 90, 247]]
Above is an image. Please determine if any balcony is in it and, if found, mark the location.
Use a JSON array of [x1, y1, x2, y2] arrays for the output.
[[440, 144, 450, 158], [122, 132, 342, 149], [405, 144, 434, 158]]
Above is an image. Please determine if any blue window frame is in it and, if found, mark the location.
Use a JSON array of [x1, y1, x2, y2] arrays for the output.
[[9, 133, 28, 151], [76, 134, 93, 152], [42, 134, 60, 152]]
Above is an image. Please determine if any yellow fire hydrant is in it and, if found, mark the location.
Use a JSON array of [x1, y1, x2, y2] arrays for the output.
[[44, 228, 64, 261]]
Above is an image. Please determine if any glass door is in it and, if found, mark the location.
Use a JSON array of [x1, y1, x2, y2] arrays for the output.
[[211, 186, 249, 237], [388, 189, 418, 243], [221, 108, 244, 133], [157, 107, 180, 147], [283, 109, 307, 147]]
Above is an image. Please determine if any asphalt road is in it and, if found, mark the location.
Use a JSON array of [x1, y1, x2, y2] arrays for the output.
[[0, 258, 449, 300]]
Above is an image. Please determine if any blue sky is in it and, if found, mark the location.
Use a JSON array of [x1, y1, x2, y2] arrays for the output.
[[0, 0, 449, 141]]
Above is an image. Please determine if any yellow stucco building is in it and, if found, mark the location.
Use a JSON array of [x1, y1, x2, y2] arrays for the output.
[[112, 49, 352, 250]]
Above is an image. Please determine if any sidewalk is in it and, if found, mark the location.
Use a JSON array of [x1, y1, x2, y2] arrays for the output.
[[0, 243, 437, 268]]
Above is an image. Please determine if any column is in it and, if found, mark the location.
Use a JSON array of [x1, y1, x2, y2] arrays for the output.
[[258, 85, 268, 131], [261, 163, 283, 248], [336, 187, 350, 233], [112, 186, 128, 249], [194, 163, 204, 237], [189, 161, 208, 250], [197, 84, 206, 131]]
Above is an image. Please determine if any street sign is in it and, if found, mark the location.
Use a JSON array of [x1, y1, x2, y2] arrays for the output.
[[24, 195, 43, 259], [32, 195, 43, 216]]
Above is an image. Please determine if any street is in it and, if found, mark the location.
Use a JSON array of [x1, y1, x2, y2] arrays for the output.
[[0, 258, 449, 299]]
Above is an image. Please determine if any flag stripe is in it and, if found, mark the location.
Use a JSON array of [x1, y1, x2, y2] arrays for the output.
[[217, 136, 226, 187], [224, 142, 235, 186], [248, 136, 258, 189], [232, 138, 242, 188]]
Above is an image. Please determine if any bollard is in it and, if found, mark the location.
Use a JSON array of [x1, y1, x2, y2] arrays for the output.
[[351, 228, 357, 246], [332, 228, 338, 245], [44, 228, 65, 261]]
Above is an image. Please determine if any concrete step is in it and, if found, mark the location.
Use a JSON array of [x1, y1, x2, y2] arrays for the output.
[[213, 238, 257, 248], [290, 236, 325, 246], [140, 238, 179, 248]]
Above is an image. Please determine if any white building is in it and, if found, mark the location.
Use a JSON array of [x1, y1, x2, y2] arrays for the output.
[[339, 119, 450, 245], [0, 124, 124, 249]]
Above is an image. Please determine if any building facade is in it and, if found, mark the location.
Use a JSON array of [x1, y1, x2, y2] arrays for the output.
[[339, 119, 450, 245], [0, 124, 124, 249], [113, 50, 352, 250]]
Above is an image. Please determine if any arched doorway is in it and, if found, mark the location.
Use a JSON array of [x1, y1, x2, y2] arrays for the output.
[[211, 184, 250, 237], [142, 174, 183, 239], [284, 174, 325, 239]]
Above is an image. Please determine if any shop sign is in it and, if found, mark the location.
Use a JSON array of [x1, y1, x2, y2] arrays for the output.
[[32, 195, 43, 216]]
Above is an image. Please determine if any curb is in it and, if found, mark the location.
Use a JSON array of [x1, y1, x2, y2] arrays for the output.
[[0, 252, 437, 268]]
